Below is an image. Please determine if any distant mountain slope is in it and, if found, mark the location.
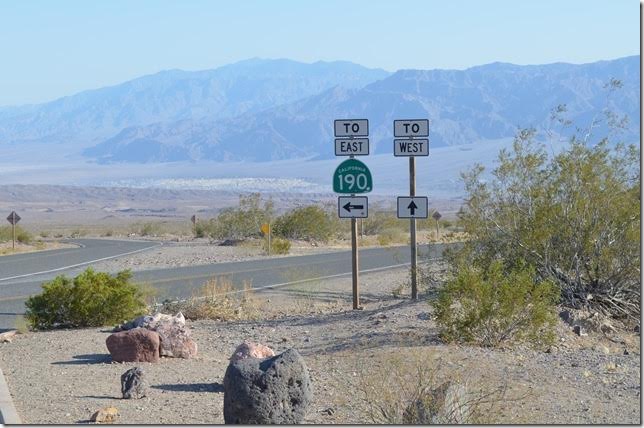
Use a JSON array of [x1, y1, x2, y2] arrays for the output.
[[0, 58, 390, 147], [86, 56, 639, 163]]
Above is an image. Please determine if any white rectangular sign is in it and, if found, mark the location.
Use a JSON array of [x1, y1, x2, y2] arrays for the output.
[[393, 139, 429, 156], [397, 196, 428, 219], [334, 119, 369, 137], [335, 138, 369, 156], [338, 196, 368, 218], [394, 119, 429, 137]]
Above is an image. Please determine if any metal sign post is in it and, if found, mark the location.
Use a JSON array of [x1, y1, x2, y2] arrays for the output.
[[6, 211, 21, 250], [394, 119, 430, 300], [334, 119, 370, 310]]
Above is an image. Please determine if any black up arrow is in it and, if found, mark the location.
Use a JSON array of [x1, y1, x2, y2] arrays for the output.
[[407, 200, 418, 215], [343, 202, 364, 212]]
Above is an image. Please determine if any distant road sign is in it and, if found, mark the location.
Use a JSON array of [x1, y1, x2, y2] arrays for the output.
[[333, 158, 373, 194], [397, 197, 428, 219], [335, 138, 369, 156], [432, 210, 442, 221], [338, 196, 368, 218], [260, 223, 270, 235], [190, 215, 197, 224], [334, 119, 369, 137], [6, 211, 20, 225], [394, 139, 429, 156], [394, 119, 429, 137]]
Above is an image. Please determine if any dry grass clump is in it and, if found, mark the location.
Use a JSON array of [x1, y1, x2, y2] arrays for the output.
[[356, 350, 509, 424], [161, 277, 261, 321]]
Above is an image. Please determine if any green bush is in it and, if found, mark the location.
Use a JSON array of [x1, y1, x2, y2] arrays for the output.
[[434, 261, 558, 347], [362, 211, 405, 235], [25, 268, 148, 330], [209, 193, 274, 240], [264, 237, 291, 255], [0, 225, 33, 244], [273, 205, 334, 242]]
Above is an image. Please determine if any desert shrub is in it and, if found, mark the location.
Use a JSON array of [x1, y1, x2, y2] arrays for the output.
[[273, 205, 334, 242], [160, 277, 259, 321], [209, 193, 274, 240], [377, 228, 406, 246], [356, 350, 507, 424], [264, 237, 290, 255], [139, 222, 162, 236], [24, 268, 148, 330], [362, 211, 405, 235], [434, 261, 558, 347], [193, 220, 211, 238], [457, 84, 639, 321], [0, 225, 33, 244]]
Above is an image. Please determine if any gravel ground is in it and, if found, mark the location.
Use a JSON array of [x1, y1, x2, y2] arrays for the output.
[[0, 265, 640, 424]]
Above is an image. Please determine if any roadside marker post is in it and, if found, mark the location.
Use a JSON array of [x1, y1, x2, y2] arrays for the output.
[[334, 119, 371, 310], [432, 210, 442, 239], [261, 223, 271, 255], [6, 211, 21, 251], [393, 119, 429, 300]]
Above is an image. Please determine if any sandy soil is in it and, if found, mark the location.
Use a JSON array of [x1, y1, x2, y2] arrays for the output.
[[0, 265, 639, 424], [0, 240, 77, 256]]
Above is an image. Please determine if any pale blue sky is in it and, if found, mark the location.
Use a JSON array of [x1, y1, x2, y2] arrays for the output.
[[0, 0, 639, 106]]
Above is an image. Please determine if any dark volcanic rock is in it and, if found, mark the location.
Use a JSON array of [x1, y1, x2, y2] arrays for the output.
[[121, 367, 147, 399], [223, 348, 312, 424]]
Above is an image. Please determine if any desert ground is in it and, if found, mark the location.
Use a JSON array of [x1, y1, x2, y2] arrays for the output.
[[0, 261, 639, 424]]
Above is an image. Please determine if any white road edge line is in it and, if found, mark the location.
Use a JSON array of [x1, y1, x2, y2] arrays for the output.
[[0, 242, 163, 283]]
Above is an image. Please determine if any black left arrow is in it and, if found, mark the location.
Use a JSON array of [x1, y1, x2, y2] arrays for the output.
[[343, 202, 364, 212], [407, 200, 418, 215]]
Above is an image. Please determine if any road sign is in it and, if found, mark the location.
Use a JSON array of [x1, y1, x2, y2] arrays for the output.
[[6, 211, 20, 225], [338, 196, 368, 218], [432, 210, 442, 221], [394, 119, 429, 137], [260, 223, 270, 235], [190, 215, 196, 224], [334, 119, 369, 137], [335, 138, 369, 156], [333, 158, 373, 194], [394, 139, 429, 157], [397, 197, 428, 218]]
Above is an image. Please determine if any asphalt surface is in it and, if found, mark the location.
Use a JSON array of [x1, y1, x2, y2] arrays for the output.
[[0, 239, 448, 330]]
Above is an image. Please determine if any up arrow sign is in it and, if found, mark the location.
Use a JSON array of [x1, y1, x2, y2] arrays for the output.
[[407, 200, 418, 215]]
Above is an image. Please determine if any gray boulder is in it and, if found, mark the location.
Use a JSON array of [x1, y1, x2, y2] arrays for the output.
[[223, 348, 312, 424], [121, 367, 146, 399]]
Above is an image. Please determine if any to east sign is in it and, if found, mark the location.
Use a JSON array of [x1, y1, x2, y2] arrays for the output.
[[335, 138, 369, 156], [338, 196, 368, 218], [397, 197, 428, 219], [333, 158, 373, 194], [334, 119, 369, 137], [394, 139, 429, 156], [394, 119, 429, 137]]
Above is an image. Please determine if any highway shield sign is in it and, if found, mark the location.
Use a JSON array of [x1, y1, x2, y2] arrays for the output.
[[333, 158, 373, 194]]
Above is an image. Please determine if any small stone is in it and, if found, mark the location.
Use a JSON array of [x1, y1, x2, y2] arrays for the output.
[[230, 342, 275, 363], [90, 407, 119, 424], [121, 367, 146, 399], [321, 407, 335, 416], [282, 337, 288, 342], [559, 310, 573, 324], [623, 348, 629, 355], [634, 325, 640, 333], [573, 325, 587, 336]]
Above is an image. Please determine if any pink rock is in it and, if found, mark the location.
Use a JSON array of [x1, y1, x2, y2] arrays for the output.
[[155, 321, 198, 359], [230, 342, 276, 363], [106, 328, 160, 363]]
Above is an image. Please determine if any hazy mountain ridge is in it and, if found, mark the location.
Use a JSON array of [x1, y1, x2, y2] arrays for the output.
[[0, 58, 390, 147], [86, 56, 639, 163]]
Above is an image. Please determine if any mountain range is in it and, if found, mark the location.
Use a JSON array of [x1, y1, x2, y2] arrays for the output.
[[0, 56, 639, 163]]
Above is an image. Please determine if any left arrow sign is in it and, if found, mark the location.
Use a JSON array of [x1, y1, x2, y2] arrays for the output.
[[338, 196, 368, 218]]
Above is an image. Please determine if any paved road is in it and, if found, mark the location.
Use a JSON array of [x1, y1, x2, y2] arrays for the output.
[[0, 239, 449, 330], [0, 238, 161, 282]]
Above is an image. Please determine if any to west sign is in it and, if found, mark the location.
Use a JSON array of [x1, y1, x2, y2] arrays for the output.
[[394, 139, 429, 156], [393, 119, 429, 137]]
